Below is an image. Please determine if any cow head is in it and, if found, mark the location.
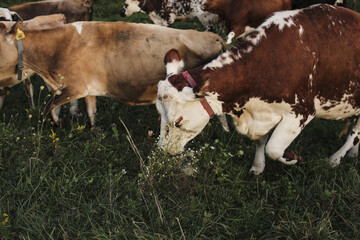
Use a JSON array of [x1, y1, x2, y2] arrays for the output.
[[120, 0, 144, 17], [0, 22, 22, 74], [156, 49, 215, 154], [201, 0, 228, 14]]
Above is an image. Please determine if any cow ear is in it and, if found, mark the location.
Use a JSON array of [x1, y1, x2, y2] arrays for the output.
[[164, 49, 184, 75], [83, 0, 93, 8]]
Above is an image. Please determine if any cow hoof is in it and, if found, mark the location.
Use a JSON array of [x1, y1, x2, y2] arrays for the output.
[[249, 166, 264, 175], [329, 155, 341, 167]]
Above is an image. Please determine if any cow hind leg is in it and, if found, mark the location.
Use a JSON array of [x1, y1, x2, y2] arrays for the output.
[[45, 87, 83, 125], [265, 114, 314, 165], [329, 118, 360, 166], [249, 134, 269, 175], [84, 96, 97, 126]]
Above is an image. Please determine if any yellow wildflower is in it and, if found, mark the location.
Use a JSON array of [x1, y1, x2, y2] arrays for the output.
[[2, 213, 8, 225], [77, 124, 86, 131]]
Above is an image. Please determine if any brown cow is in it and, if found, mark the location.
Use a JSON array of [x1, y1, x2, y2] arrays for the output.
[[0, 14, 66, 110], [8, 0, 93, 22], [201, 0, 292, 43], [156, 5, 360, 175], [0, 21, 224, 126]]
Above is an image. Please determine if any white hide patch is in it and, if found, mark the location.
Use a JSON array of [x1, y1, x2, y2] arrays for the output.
[[72, 22, 84, 35], [124, 0, 141, 16], [230, 98, 291, 140], [203, 51, 234, 70], [166, 60, 184, 75]]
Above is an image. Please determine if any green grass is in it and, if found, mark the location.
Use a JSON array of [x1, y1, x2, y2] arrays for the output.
[[1, 0, 360, 239]]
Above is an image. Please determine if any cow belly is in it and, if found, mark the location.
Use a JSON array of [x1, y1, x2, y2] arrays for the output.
[[232, 111, 282, 140], [314, 97, 360, 120]]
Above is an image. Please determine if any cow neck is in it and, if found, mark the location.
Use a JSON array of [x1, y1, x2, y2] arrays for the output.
[[22, 26, 69, 89], [180, 70, 214, 118]]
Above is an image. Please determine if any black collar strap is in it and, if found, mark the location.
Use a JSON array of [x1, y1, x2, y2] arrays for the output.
[[16, 28, 25, 81], [181, 71, 214, 118]]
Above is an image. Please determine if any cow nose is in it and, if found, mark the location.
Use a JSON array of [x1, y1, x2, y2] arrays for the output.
[[201, 4, 208, 11], [120, 7, 127, 17]]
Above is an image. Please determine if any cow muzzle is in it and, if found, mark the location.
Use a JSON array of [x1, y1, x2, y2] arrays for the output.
[[120, 6, 127, 17]]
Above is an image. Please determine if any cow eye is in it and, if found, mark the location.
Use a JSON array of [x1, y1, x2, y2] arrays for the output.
[[174, 116, 183, 128]]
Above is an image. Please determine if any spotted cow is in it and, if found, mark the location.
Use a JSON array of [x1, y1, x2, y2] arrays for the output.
[[0, 21, 225, 126], [120, 0, 218, 30], [156, 4, 360, 175]]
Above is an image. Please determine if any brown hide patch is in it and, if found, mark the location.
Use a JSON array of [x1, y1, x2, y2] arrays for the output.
[[283, 150, 303, 163]]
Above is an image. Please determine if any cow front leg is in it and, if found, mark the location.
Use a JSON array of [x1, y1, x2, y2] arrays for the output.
[[265, 114, 314, 165], [23, 78, 35, 108], [249, 134, 269, 175], [85, 96, 97, 126], [329, 118, 360, 166]]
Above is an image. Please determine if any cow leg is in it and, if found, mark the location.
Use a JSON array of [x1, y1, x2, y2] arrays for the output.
[[249, 134, 269, 175], [226, 32, 235, 44], [329, 118, 360, 166], [23, 78, 35, 108], [218, 114, 230, 132], [69, 100, 80, 117], [46, 88, 83, 125], [84, 96, 97, 126], [265, 114, 314, 165], [346, 142, 359, 158], [0, 97, 3, 110]]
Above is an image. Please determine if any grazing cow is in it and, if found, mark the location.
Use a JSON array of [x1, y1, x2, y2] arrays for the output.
[[156, 4, 360, 175], [120, 0, 218, 30], [0, 21, 224, 126], [0, 14, 66, 110], [8, 0, 93, 22]]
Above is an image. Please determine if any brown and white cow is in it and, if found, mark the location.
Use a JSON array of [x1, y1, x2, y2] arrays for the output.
[[0, 21, 224, 126], [8, 0, 93, 22], [0, 14, 66, 110], [156, 4, 360, 175], [120, 0, 218, 30]]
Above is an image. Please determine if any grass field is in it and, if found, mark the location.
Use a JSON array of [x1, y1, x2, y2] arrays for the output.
[[1, 0, 360, 239]]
